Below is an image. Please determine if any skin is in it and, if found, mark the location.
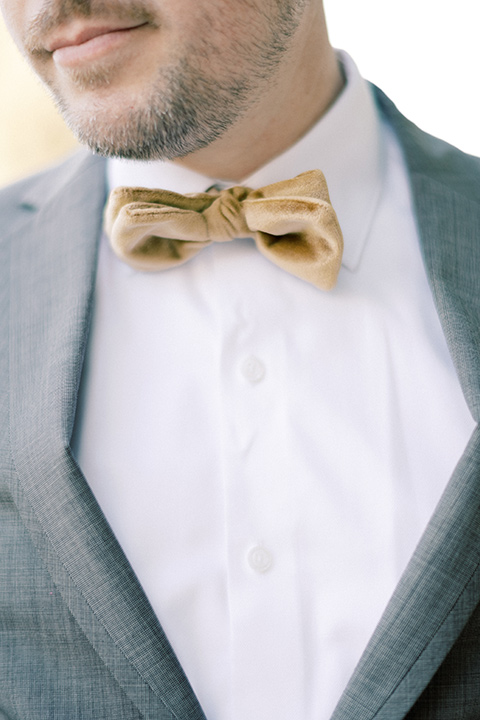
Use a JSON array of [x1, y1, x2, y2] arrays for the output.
[[1, 0, 344, 180]]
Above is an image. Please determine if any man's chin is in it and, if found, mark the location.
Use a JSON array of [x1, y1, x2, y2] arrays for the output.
[[56, 103, 207, 162], [46, 60, 249, 162], [49, 93, 160, 160]]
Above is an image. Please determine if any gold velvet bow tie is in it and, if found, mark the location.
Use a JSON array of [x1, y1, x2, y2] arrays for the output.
[[105, 169, 343, 290]]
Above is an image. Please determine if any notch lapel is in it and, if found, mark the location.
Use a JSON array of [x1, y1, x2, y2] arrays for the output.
[[331, 90, 480, 719], [7, 151, 205, 720]]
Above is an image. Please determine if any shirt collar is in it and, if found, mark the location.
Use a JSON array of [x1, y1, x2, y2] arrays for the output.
[[108, 51, 386, 272]]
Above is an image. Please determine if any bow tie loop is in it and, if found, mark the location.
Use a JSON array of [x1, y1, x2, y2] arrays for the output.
[[105, 169, 343, 290]]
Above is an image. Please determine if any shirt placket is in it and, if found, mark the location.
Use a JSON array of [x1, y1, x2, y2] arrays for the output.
[[213, 240, 306, 720]]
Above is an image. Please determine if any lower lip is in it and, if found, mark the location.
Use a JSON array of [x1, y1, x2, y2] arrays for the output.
[[53, 26, 145, 68]]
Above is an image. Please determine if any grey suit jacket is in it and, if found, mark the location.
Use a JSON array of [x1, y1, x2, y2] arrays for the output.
[[1, 87, 480, 720]]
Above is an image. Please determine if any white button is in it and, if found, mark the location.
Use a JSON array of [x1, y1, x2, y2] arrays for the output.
[[242, 356, 265, 384], [247, 546, 273, 573]]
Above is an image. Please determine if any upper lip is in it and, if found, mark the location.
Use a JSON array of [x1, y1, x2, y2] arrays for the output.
[[46, 22, 146, 53]]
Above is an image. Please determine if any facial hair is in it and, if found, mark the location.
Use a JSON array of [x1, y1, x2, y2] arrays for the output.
[[26, 0, 307, 161]]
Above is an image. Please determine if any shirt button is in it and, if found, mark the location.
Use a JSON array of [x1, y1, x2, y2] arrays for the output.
[[242, 356, 265, 384], [247, 546, 273, 573]]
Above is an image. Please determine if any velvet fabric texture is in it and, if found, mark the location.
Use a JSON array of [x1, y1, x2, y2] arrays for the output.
[[104, 169, 344, 290]]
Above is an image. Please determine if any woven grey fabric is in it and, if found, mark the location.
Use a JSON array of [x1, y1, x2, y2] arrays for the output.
[[1, 88, 480, 719]]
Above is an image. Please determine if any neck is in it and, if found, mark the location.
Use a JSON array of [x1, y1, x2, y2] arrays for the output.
[[173, 3, 344, 182]]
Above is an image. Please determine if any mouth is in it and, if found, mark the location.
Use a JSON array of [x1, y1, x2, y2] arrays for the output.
[[46, 21, 148, 53], [45, 21, 150, 67]]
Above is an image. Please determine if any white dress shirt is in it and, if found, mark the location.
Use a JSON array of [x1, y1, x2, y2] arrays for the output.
[[72, 52, 475, 720]]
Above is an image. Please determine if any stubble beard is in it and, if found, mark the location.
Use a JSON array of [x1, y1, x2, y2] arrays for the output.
[[53, 57, 262, 161], [43, 0, 308, 161]]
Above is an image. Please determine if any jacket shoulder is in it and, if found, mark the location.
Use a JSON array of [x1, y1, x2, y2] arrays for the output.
[[0, 150, 106, 234], [372, 85, 480, 203]]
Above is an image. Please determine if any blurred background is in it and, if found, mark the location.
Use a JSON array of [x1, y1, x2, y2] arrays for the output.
[[0, 20, 78, 186], [1, 0, 479, 187], [324, 0, 480, 158]]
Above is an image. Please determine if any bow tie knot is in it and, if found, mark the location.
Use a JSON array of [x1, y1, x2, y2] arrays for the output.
[[105, 169, 343, 290], [202, 186, 251, 242]]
